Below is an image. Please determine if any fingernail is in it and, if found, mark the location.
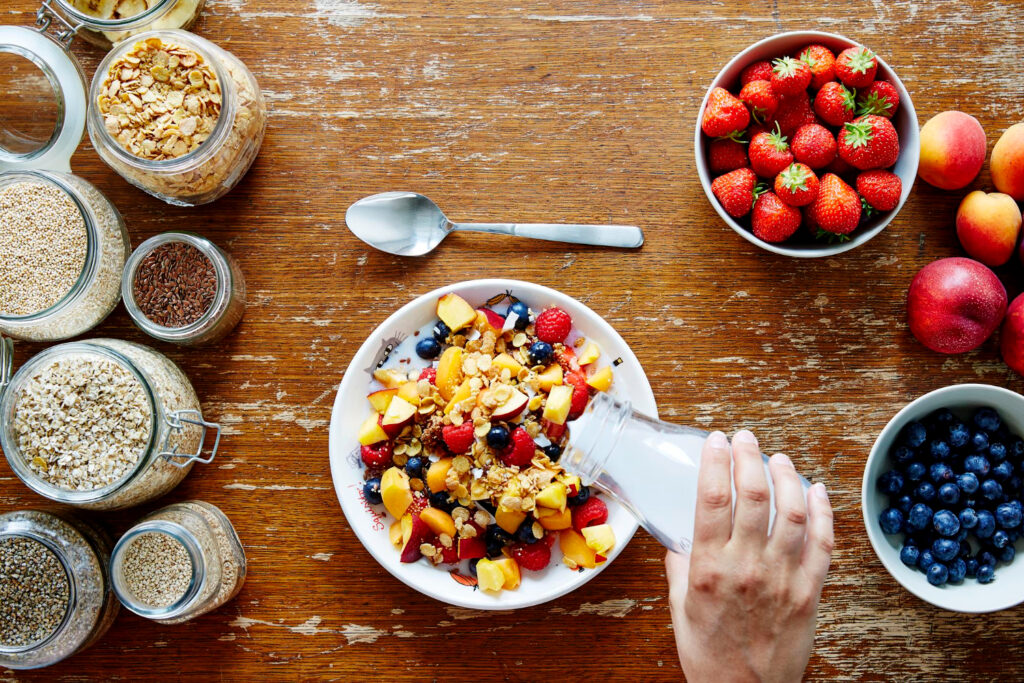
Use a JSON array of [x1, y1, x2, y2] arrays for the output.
[[707, 431, 728, 449], [733, 429, 757, 444], [773, 452, 792, 468], [813, 482, 829, 501]]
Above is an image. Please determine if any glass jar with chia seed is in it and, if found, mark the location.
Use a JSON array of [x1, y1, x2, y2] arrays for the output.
[[0, 338, 220, 511], [110, 500, 246, 623], [122, 231, 246, 346], [87, 30, 267, 206], [0, 509, 119, 670]]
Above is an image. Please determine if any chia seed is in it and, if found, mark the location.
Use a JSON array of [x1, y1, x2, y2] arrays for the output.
[[120, 532, 192, 608], [0, 535, 70, 648], [132, 241, 217, 328]]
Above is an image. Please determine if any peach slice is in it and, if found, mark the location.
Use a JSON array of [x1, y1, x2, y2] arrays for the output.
[[495, 505, 527, 534], [357, 413, 389, 446], [426, 458, 453, 493], [492, 352, 523, 376], [491, 388, 529, 421], [373, 368, 407, 389], [420, 508, 456, 538], [367, 387, 398, 414], [538, 507, 572, 531], [586, 366, 614, 392], [435, 346, 463, 401], [559, 529, 597, 569], [492, 557, 521, 590], [536, 364, 563, 391], [581, 524, 616, 555], [542, 384, 573, 425], [536, 482, 567, 511], [396, 381, 420, 406], [577, 342, 601, 365], [475, 558, 506, 592], [381, 467, 413, 519], [381, 396, 417, 437], [437, 293, 477, 332]]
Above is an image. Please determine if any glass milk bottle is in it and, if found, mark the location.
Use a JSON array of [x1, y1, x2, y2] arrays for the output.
[[563, 392, 808, 554]]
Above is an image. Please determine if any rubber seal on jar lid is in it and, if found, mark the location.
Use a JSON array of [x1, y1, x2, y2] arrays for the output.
[[0, 25, 86, 174]]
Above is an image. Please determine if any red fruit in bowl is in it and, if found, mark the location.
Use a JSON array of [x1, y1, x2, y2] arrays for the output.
[[838, 115, 900, 170], [752, 192, 802, 243], [749, 126, 793, 178], [701, 87, 750, 138], [711, 168, 760, 218], [740, 59, 774, 86], [775, 163, 819, 207], [797, 44, 836, 89], [771, 56, 812, 96], [772, 91, 815, 137], [739, 80, 779, 123], [907, 257, 1007, 354], [1001, 294, 1024, 376], [857, 81, 900, 118], [809, 173, 861, 235], [835, 46, 878, 88], [814, 81, 856, 127], [792, 124, 837, 169], [708, 137, 748, 174], [856, 170, 902, 211]]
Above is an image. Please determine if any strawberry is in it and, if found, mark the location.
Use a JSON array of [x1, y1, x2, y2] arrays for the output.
[[572, 497, 609, 531], [749, 125, 794, 178], [500, 427, 536, 467], [774, 162, 819, 207], [418, 367, 437, 384], [856, 81, 900, 118], [738, 80, 778, 123], [751, 192, 802, 243], [809, 173, 861, 235], [796, 44, 836, 89], [711, 168, 760, 218], [813, 81, 856, 127], [708, 137, 748, 175], [701, 87, 750, 138], [510, 541, 551, 571], [838, 114, 900, 170], [856, 169, 902, 211], [791, 123, 837, 170], [835, 46, 878, 88], [740, 59, 774, 86], [554, 346, 579, 373], [826, 155, 854, 176], [361, 441, 393, 468], [565, 370, 590, 420], [535, 307, 572, 343], [770, 56, 812, 96], [442, 422, 475, 454], [771, 91, 815, 137]]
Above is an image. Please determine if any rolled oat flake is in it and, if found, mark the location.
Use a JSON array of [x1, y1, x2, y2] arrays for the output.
[[0, 535, 71, 648], [133, 241, 217, 328]]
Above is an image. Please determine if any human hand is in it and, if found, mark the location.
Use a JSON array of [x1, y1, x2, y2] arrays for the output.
[[665, 430, 833, 683]]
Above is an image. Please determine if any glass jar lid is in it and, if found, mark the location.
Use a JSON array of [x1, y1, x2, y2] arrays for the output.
[[0, 25, 85, 174]]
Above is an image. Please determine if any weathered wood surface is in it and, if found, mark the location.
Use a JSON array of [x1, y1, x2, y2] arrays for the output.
[[2, 0, 1024, 680]]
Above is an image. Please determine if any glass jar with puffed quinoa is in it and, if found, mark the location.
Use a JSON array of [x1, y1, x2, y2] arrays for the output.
[[87, 30, 266, 206], [0, 338, 221, 510]]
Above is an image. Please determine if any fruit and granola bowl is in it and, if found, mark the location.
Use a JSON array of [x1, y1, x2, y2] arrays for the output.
[[695, 31, 919, 257], [329, 280, 656, 609]]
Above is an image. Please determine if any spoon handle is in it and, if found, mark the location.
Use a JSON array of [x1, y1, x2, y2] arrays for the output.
[[451, 223, 644, 249]]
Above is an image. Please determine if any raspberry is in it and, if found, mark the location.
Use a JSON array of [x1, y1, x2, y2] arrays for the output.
[[361, 441, 393, 468], [565, 371, 590, 420], [510, 541, 551, 571], [500, 427, 536, 467], [442, 422, 475, 454], [572, 497, 608, 531], [418, 367, 437, 384], [535, 307, 572, 344]]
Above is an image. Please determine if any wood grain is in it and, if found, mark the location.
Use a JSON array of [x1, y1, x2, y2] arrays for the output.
[[2, 0, 1024, 680]]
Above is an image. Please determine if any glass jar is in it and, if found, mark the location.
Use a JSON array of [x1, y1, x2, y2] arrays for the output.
[[87, 30, 267, 206], [122, 231, 246, 346], [563, 392, 805, 554], [0, 170, 129, 342], [48, 0, 206, 50], [0, 338, 220, 511], [0, 509, 119, 670], [110, 500, 245, 623]]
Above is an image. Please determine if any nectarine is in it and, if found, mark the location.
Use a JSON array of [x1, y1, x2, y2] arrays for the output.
[[918, 111, 986, 190], [1001, 294, 1024, 376], [955, 191, 1022, 266], [992, 122, 1024, 201]]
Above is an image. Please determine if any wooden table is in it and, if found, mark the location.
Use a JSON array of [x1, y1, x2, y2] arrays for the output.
[[2, 0, 1023, 679]]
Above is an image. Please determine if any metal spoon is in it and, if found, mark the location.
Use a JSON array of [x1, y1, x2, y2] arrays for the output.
[[345, 192, 644, 256]]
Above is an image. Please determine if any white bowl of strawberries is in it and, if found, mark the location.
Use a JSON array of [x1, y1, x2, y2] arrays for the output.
[[696, 31, 919, 257]]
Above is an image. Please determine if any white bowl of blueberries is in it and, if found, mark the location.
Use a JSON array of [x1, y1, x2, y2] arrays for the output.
[[863, 384, 1024, 612]]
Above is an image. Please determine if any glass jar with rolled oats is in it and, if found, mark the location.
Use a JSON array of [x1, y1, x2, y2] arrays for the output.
[[87, 30, 266, 206], [0, 338, 221, 511], [48, 0, 206, 50]]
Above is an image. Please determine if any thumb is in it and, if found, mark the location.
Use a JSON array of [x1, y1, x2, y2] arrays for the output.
[[665, 549, 691, 599]]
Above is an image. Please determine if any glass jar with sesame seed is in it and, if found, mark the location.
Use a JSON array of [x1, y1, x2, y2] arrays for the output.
[[110, 500, 246, 623]]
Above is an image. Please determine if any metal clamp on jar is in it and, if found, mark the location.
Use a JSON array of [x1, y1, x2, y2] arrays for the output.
[[39, 0, 206, 50], [0, 337, 220, 510]]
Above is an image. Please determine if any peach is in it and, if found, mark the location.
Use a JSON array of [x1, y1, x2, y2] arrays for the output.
[[992, 122, 1024, 201], [955, 191, 1022, 266], [918, 111, 986, 190], [1001, 294, 1024, 376]]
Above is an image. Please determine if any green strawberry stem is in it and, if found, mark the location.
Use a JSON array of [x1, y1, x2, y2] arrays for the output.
[[815, 228, 852, 244]]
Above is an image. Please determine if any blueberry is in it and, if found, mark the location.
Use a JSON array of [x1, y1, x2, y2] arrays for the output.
[[996, 502, 1023, 529], [878, 470, 905, 495], [486, 425, 510, 450], [992, 460, 1013, 482], [906, 462, 927, 482], [933, 510, 960, 537], [1009, 477, 1024, 496], [974, 407, 1002, 433], [415, 337, 442, 359], [879, 508, 904, 535], [542, 443, 562, 462], [893, 445, 916, 464], [972, 430, 991, 452], [957, 472, 980, 494], [429, 490, 457, 512], [508, 301, 530, 329], [978, 550, 997, 567], [981, 479, 1003, 501], [937, 482, 960, 505], [432, 320, 451, 343], [468, 558, 480, 576], [929, 408, 955, 426], [966, 558, 980, 578], [990, 442, 1008, 462], [929, 440, 951, 460], [964, 455, 991, 478], [927, 562, 949, 586], [405, 456, 425, 478], [929, 463, 954, 485], [977, 563, 996, 583], [915, 482, 936, 502], [959, 507, 979, 530], [484, 525, 513, 557], [948, 557, 967, 583], [568, 485, 591, 507], [977, 510, 997, 539], [932, 538, 959, 562], [1012, 439, 1024, 459], [907, 503, 933, 532], [515, 520, 539, 544], [362, 477, 383, 505], [949, 423, 970, 448], [1001, 545, 1016, 564], [917, 549, 936, 571], [527, 341, 553, 365], [900, 545, 920, 568], [897, 494, 914, 513], [993, 530, 1012, 549]]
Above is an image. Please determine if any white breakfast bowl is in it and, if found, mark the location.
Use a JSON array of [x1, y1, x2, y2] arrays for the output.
[[328, 279, 657, 609], [862, 384, 1024, 612], [695, 30, 920, 258]]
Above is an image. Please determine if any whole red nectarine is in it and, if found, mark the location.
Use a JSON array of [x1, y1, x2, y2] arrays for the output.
[[907, 257, 1007, 353]]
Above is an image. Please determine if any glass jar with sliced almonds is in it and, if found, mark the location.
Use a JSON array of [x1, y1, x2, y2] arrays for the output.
[[50, 0, 206, 50], [87, 30, 266, 206]]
